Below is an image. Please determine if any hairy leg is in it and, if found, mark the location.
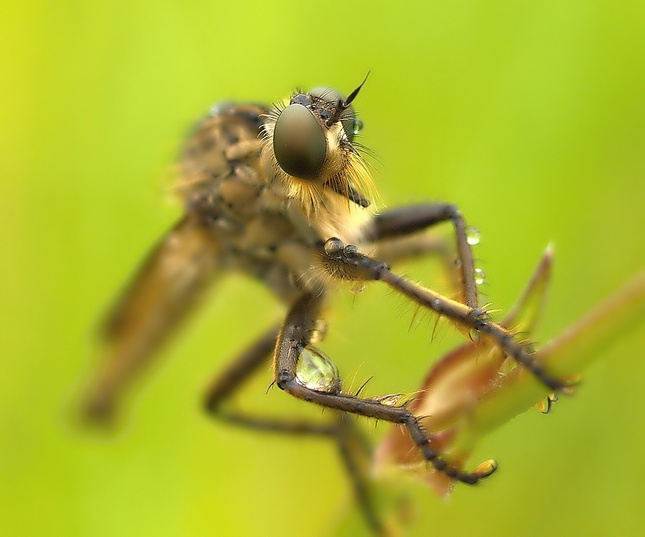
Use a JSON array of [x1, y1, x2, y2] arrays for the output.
[[320, 238, 569, 391]]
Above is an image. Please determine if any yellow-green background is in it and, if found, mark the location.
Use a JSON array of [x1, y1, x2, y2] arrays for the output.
[[2, 1, 644, 536]]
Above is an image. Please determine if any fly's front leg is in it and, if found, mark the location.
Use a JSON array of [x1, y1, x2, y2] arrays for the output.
[[367, 203, 480, 308], [321, 238, 572, 393], [275, 292, 497, 485]]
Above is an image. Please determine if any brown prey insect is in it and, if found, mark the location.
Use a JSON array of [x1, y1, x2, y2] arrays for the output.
[[81, 79, 571, 534]]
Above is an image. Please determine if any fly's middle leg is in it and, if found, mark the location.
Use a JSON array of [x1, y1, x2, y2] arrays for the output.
[[368, 203, 481, 308]]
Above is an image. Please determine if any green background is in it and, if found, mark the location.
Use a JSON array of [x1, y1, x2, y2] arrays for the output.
[[2, 1, 644, 536]]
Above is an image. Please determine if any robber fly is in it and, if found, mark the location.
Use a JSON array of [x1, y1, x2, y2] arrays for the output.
[[81, 77, 569, 534]]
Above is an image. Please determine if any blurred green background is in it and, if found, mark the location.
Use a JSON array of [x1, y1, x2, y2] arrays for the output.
[[2, 1, 644, 536]]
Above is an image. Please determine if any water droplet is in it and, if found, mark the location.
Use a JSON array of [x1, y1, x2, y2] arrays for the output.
[[561, 375, 580, 395], [371, 393, 405, 407], [295, 345, 341, 393], [475, 268, 486, 285], [465, 226, 481, 246], [473, 459, 498, 479], [349, 282, 366, 294], [324, 237, 343, 255], [469, 328, 481, 343], [562, 384, 576, 397], [352, 118, 363, 135], [474, 268, 486, 285], [343, 244, 358, 256], [308, 319, 328, 343]]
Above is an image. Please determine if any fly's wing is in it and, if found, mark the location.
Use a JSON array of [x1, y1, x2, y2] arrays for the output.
[[81, 214, 220, 424], [81, 102, 268, 425]]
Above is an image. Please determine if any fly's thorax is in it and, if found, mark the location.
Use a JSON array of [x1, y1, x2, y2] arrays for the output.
[[175, 103, 268, 218], [172, 98, 375, 301], [289, 191, 375, 246]]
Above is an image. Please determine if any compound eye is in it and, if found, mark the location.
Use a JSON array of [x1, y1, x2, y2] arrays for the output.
[[273, 104, 326, 180], [309, 87, 358, 142]]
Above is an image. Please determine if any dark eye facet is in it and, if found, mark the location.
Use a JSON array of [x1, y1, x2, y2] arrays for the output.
[[273, 104, 326, 180], [309, 87, 358, 142]]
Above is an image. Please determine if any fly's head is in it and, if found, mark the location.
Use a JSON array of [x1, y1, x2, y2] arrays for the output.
[[262, 78, 375, 215]]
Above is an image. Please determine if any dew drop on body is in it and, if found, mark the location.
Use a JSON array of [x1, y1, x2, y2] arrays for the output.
[[465, 226, 481, 246]]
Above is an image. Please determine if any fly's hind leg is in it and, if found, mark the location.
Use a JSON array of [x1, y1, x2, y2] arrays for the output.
[[203, 324, 385, 535]]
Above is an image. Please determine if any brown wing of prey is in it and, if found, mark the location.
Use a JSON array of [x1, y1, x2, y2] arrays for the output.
[[81, 214, 220, 424]]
